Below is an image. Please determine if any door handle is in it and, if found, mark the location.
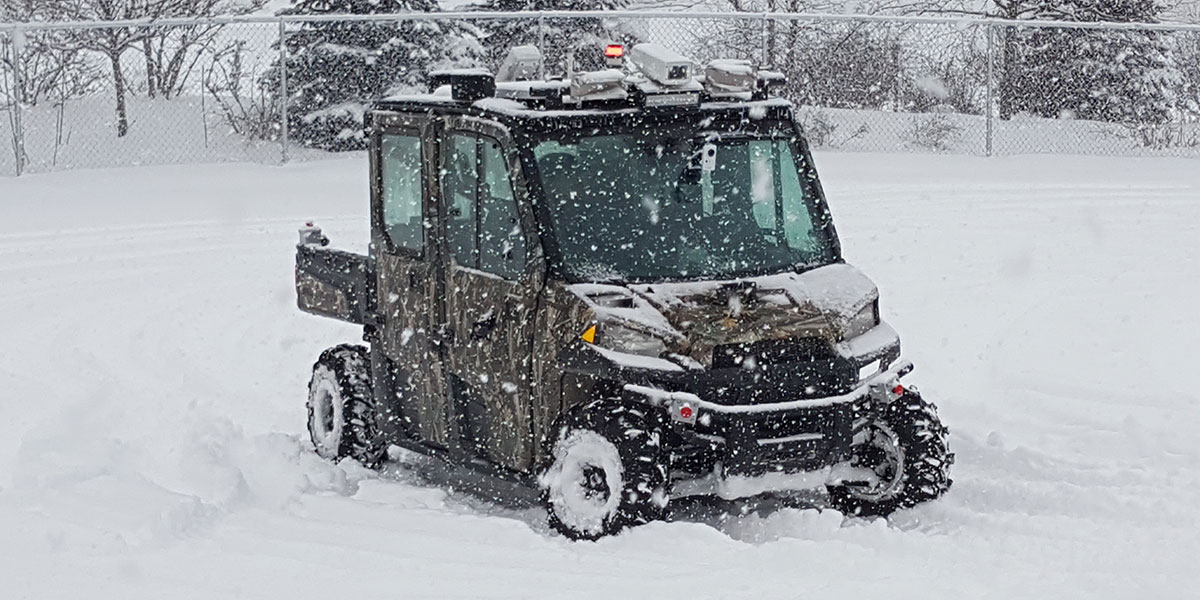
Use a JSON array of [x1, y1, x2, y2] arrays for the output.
[[469, 312, 498, 341], [504, 292, 525, 314]]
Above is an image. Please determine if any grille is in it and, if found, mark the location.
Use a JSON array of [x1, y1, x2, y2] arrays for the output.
[[712, 336, 830, 370]]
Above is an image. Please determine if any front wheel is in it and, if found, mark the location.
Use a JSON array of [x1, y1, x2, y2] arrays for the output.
[[538, 401, 669, 540], [828, 391, 953, 517], [306, 344, 385, 468]]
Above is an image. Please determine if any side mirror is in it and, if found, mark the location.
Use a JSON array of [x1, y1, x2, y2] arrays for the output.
[[700, 143, 718, 172]]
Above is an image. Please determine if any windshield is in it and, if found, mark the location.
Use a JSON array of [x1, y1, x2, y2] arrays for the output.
[[533, 129, 836, 282]]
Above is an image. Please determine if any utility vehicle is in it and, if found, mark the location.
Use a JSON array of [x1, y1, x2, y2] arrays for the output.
[[296, 42, 952, 539]]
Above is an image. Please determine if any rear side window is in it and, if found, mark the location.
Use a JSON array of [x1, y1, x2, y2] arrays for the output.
[[381, 134, 423, 251]]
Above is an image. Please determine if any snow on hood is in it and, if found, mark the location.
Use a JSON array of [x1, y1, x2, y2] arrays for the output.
[[629, 263, 877, 322], [568, 263, 879, 349], [567, 282, 680, 340]]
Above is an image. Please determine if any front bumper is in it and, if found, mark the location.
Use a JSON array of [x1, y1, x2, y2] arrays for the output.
[[625, 358, 913, 480]]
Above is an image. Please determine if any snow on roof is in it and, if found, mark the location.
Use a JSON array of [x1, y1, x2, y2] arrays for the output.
[[574, 69, 625, 86], [707, 59, 756, 76], [379, 88, 457, 104], [471, 97, 639, 118], [429, 67, 494, 77], [380, 91, 790, 121]]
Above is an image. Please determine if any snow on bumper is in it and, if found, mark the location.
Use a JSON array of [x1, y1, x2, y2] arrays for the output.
[[624, 357, 913, 416], [672, 462, 874, 501]]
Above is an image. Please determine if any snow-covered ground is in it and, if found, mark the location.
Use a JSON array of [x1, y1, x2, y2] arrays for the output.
[[1, 153, 1198, 598]]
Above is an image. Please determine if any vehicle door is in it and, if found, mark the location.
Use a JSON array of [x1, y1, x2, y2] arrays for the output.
[[439, 118, 542, 472], [370, 111, 450, 448]]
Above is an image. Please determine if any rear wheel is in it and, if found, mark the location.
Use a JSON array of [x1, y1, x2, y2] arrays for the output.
[[828, 391, 953, 517], [307, 344, 385, 468], [539, 401, 669, 540]]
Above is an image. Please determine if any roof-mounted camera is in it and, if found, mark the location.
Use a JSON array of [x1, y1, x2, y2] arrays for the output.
[[627, 43, 694, 87], [429, 68, 496, 103]]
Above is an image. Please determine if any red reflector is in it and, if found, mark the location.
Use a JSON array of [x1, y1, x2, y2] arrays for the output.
[[604, 44, 624, 58], [892, 384, 906, 396], [679, 405, 693, 419]]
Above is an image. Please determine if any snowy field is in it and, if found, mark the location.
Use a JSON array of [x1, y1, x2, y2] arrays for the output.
[[1, 152, 1198, 598]]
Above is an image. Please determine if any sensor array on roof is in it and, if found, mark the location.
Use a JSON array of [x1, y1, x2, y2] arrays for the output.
[[433, 42, 786, 110]]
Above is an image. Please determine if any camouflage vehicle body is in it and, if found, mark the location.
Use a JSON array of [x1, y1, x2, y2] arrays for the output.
[[297, 60, 951, 537]]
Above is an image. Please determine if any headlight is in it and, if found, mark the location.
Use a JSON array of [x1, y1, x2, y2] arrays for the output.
[[843, 300, 879, 340], [588, 323, 667, 357]]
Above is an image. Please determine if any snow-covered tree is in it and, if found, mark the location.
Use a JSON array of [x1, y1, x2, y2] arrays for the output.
[[997, 0, 1180, 123], [274, 0, 483, 151], [1175, 24, 1200, 120], [472, 0, 630, 73]]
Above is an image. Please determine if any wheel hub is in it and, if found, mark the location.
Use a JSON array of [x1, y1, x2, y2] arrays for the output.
[[307, 366, 343, 459], [845, 425, 905, 500], [541, 428, 625, 537], [320, 396, 335, 433], [579, 464, 611, 501]]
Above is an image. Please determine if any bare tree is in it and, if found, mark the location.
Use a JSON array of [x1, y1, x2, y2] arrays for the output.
[[139, 0, 264, 99], [696, 1, 911, 111], [45, 0, 192, 137], [202, 39, 280, 142], [0, 0, 101, 107]]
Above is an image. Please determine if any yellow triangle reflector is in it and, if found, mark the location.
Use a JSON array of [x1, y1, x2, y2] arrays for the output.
[[581, 324, 597, 344]]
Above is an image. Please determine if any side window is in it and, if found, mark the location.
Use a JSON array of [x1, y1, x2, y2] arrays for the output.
[[776, 141, 819, 250], [479, 139, 526, 279], [442, 134, 478, 267], [381, 134, 423, 251], [743, 139, 817, 249], [747, 141, 779, 230], [442, 132, 527, 280]]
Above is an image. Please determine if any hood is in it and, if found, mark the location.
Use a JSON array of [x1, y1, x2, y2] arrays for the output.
[[568, 263, 879, 367]]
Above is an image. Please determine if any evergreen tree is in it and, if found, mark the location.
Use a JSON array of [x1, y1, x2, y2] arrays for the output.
[[275, 0, 483, 151], [1175, 23, 1200, 120], [472, 0, 629, 74], [998, 0, 1180, 123], [1071, 0, 1180, 123]]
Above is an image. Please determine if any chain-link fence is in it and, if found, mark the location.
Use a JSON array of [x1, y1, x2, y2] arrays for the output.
[[1, 11, 1199, 176]]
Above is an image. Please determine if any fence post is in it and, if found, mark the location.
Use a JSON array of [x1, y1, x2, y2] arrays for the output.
[[760, 12, 769, 66], [278, 18, 289, 164], [538, 14, 547, 78], [10, 26, 26, 176], [985, 21, 995, 157], [538, 14, 547, 51]]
